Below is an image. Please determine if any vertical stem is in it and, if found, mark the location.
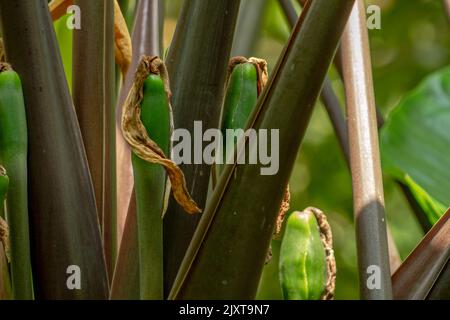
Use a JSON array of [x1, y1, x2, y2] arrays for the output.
[[444, 0, 450, 22], [278, 0, 298, 26], [103, 0, 117, 283], [73, 0, 106, 227], [116, 0, 162, 243], [0, 0, 108, 298], [341, 0, 392, 299], [110, 189, 140, 299], [393, 209, 450, 299], [164, 0, 241, 295], [112, 0, 164, 298], [427, 258, 450, 299], [231, 0, 268, 57]]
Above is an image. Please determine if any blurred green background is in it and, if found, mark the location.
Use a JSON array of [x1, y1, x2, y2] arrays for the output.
[[129, 0, 450, 299]]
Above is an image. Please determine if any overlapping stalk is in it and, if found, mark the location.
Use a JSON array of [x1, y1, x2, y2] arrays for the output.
[[341, 0, 392, 299], [0, 64, 33, 299], [169, 0, 355, 299], [164, 0, 242, 294]]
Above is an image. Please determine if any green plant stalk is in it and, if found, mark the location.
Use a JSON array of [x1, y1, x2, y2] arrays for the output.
[[113, 0, 163, 299], [0, 0, 108, 299], [164, 0, 241, 294], [0, 67, 33, 299], [279, 211, 327, 300], [217, 62, 258, 178], [131, 74, 170, 299], [116, 0, 163, 243], [169, 0, 355, 299]]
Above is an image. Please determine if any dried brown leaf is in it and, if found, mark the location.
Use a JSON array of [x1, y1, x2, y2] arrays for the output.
[[114, 0, 132, 77], [305, 207, 336, 300], [0, 217, 10, 263], [121, 56, 201, 215], [48, 0, 73, 21]]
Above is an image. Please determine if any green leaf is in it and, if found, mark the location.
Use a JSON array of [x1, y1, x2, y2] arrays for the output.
[[380, 66, 450, 225], [279, 210, 327, 300], [403, 175, 446, 225]]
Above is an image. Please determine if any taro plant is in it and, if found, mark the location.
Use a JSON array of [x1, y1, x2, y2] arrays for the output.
[[0, 0, 448, 301]]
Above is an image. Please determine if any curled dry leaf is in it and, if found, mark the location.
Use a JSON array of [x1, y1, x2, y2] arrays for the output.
[[227, 56, 269, 95], [114, 0, 132, 77], [274, 185, 291, 238], [0, 217, 10, 262], [122, 56, 201, 215], [305, 207, 336, 300]]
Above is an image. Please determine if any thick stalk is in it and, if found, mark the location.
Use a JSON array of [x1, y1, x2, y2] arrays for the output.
[[164, 0, 241, 295], [231, 0, 268, 57], [0, 0, 108, 299], [131, 73, 170, 299], [341, 0, 393, 299], [116, 0, 162, 242], [110, 189, 139, 299], [73, 0, 106, 227], [444, 0, 450, 22], [427, 257, 450, 299], [103, 0, 118, 283], [0, 68, 33, 299], [112, 0, 163, 300], [393, 209, 450, 299]]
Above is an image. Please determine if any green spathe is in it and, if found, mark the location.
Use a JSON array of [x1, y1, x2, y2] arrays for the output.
[[131, 73, 170, 299], [279, 210, 327, 300], [0, 68, 33, 299]]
